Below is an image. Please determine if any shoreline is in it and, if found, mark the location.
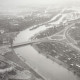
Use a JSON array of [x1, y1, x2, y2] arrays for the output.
[[32, 43, 80, 78], [4, 47, 46, 80]]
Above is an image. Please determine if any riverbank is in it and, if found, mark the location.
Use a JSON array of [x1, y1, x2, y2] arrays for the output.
[[0, 41, 46, 80], [32, 43, 80, 79], [4, 47, 46, 80]]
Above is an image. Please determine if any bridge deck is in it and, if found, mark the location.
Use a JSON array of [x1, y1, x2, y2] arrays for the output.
[[12, 38, 55, 48]]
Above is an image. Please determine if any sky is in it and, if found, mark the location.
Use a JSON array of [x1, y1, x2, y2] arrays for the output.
[[0, 0, 80, 9], [0, 0, 65, 5], [0, 0, 79, 6]]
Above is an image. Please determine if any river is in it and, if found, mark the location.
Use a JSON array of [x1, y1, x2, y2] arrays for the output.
[[13, 27, 79, 80]]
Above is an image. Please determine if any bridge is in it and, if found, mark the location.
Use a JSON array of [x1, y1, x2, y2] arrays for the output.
[[12, 38, 54, 48], [12, 36, 65, 48]]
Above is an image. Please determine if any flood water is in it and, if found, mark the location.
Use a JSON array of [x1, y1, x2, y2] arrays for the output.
[[13, 28, 79, 80]]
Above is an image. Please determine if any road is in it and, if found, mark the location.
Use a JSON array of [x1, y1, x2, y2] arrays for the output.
[[65, 24, 80, 52]]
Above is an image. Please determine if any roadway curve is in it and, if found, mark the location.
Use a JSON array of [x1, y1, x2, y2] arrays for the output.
[[64, 23, 80, 52], [48, 21, 80, 52]]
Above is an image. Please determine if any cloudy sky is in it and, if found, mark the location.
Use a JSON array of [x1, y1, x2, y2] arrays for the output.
[[0, 0, 79, 8]]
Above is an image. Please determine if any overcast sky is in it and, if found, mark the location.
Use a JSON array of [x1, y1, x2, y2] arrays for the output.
[[0, 0, 80, 8]]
